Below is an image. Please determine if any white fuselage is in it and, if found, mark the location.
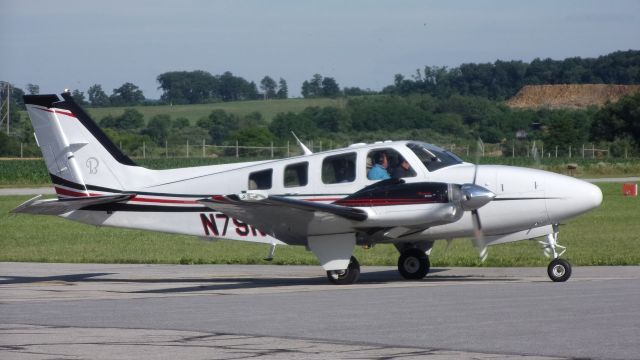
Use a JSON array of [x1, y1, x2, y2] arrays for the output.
[[62, 141, 602, 247]]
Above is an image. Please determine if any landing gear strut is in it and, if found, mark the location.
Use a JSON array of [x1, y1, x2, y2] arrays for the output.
[[398, 248, 430, 280], [541, 224, 572, 282], [326, 256, 360, 285]]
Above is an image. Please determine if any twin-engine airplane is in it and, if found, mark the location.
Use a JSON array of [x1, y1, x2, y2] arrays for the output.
[[13, 92, 602, 284]]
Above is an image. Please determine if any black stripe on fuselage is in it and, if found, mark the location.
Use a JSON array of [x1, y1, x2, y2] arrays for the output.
[[49, 174, 353, 199], [80, 203, 209, 212], [493, 197, 561, 201]]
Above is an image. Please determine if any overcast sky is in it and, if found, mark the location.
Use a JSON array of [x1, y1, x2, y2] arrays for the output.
[[1, 0, 639, 99]]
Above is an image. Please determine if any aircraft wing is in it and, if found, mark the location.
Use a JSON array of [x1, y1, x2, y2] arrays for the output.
[[198, 194, 367, 244], [11, 193, 136, 216]]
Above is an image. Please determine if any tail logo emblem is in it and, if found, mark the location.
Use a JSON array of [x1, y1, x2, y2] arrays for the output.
[[86, 157, 99, 174]]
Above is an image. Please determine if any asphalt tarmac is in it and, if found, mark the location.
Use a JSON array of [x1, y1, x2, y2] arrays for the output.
[[1, 263, 639, 360]]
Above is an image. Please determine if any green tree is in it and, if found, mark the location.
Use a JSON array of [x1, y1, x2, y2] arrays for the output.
[[260, 76, 277, 100], [269, 112, 319, 139], [157, 70, 218, 104], [343, 87, 377, 96], [591, 92, 640, 144], [71, 89, 87, 105], [309, 74, 323, 97], [308, 106, 351, 133], [99, 115, 117, 129], [277, 78, 288, 99], [217, 71, 259, 102], [233, 127, 274, 146], [142, 114, 172, 144], [239, 112, 266, 129], [172, 117, 190, 130], [102, 128, 150, 156], [110, 82, 145, 106], [26, 83, 39, 95], [543, 110, 590, 155], [197, 109, 239, 144], [112, 109, 145, 130], [321, 77, 340, 97], [88, 84, 110, 107], [301, 81, 311, 98], [0, 131, 20, 156]]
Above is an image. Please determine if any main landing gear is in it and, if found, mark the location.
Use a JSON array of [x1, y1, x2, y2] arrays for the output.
[[326, 256, 360, 285], [541, 224, 572, 282], [397, 248, 430, 280]]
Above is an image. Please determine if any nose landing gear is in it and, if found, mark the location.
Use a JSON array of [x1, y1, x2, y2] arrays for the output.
[[540, 224, 572, 282]]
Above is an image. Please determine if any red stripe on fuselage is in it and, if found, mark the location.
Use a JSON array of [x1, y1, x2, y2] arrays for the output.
[[55, 186, 92, 197], [55, 186, 198, 204], [303, 198, 341, 202], [39, 108, 77, 118], [54, 183, 426, 208]]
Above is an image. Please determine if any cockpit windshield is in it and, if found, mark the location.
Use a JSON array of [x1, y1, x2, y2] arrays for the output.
[[406, 142, 464, 172]]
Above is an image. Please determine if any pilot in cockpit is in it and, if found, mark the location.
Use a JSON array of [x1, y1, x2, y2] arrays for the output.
[[367, 151, 391, 180]]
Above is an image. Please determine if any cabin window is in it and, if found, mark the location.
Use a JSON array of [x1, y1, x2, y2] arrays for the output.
[[406, 142, 463, 172], [248, 169, 273, 190], [366, 148, 416, 180], [284, 162, 308, 188], [322, 153, 356, 184]]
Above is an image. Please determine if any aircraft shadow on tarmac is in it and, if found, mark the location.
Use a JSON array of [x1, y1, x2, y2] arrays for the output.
[[0, 268, 517, 293], [0, 273, 113, 285]]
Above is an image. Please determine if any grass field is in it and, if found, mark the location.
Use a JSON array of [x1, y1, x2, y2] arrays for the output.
[[1, 183, 638, 266], [18, 98, 344, 125]]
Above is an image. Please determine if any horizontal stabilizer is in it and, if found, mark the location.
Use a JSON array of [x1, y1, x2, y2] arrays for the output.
[[11, 193, 136, 216]]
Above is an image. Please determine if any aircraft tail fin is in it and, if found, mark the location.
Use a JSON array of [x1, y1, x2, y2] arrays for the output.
[[24, 92, 139, 197]]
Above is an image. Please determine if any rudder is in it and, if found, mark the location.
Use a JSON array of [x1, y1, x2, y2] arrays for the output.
[[24, 92, 139, 197]]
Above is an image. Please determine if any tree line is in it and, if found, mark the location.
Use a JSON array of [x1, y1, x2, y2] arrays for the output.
[[2, 89, 639, 159], [9, 49, 640, 108], [63, 91, 636, 159], [2, 49, 639, 157], [384, 50, 640, 100]]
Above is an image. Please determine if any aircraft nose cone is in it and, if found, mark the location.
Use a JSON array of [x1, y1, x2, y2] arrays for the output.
[[546, 176, 602, 221], [584, 181, 603, 210]]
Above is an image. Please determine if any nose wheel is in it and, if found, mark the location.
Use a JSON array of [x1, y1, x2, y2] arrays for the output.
[[541, 225, 572, 282], [548, 258, 572, 282]]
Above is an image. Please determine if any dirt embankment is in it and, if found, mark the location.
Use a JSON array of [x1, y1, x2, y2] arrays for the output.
[[506, 84, 640, 109]]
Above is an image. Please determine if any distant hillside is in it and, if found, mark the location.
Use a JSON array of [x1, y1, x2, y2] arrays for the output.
[[505, 84, 640, 109], [15, 98, 343, 125]]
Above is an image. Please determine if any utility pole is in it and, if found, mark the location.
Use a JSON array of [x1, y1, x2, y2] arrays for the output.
[[1, 82, 10, 134], [6, 82, 9, 134]]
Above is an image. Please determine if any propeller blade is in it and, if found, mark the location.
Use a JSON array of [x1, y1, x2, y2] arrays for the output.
[[472, 138, 483, 185], [471, 209, 488, 262], [531, 140, 541, 169]]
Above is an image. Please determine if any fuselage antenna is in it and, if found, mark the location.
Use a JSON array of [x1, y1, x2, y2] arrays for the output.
[[291, 131, 313, 155]]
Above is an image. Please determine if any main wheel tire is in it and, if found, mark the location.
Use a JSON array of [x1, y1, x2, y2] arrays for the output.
[[327, 256, 360, 285], [398, 248, 430, 280], [547, 258, 572, 282]]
